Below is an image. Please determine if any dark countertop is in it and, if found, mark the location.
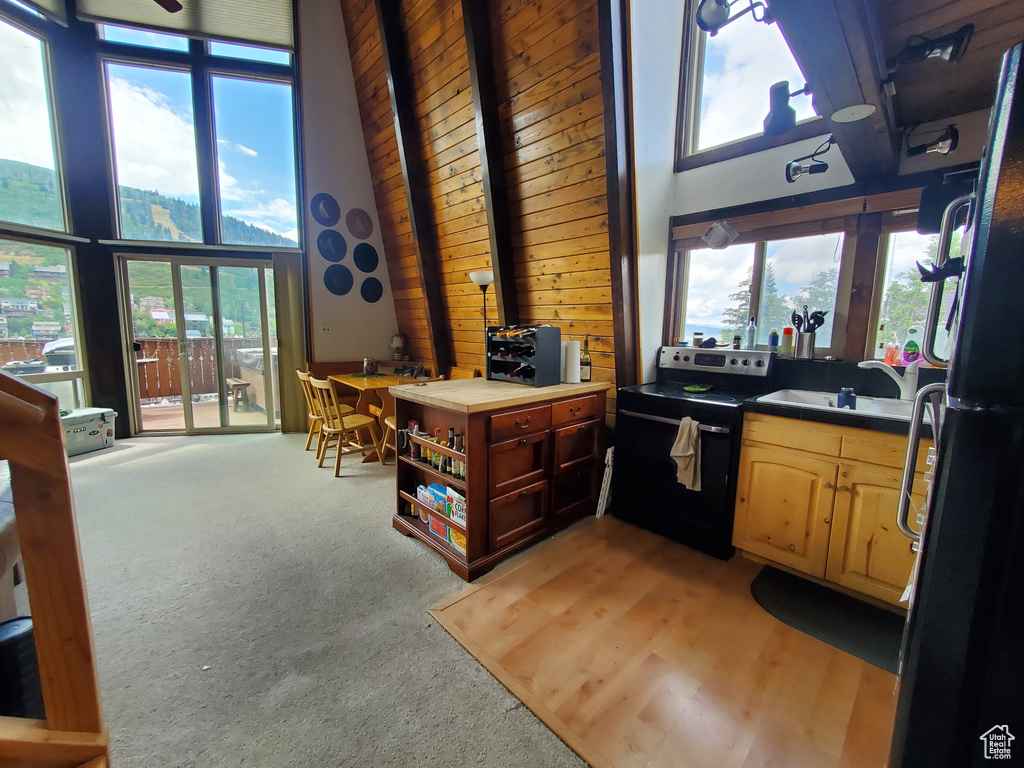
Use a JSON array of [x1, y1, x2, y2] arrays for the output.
[[743, 397, 936, 439]]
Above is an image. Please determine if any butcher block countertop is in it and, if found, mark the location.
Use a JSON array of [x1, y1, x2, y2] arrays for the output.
[[389, 378, 610, 413]]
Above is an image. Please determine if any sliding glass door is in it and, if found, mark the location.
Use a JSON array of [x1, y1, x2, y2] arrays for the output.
[[120, 255, 278, 434]]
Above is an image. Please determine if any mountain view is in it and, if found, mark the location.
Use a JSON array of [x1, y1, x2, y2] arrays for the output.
[[0, 158, 297, 247]]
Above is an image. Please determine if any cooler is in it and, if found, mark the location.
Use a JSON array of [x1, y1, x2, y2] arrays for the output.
[[60, 408, 117, 456]]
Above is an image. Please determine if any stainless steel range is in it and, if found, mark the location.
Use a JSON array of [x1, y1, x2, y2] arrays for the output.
[[611, 347, 775, 559]]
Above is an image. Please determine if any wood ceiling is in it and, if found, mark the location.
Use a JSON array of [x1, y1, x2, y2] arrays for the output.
[[883, 0, 1024, 125]]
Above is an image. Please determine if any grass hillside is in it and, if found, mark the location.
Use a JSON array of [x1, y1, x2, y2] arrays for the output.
[[0, 158, 296, 247]]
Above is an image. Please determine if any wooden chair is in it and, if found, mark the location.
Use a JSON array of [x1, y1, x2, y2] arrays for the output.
[[308, 376, 381, 475], [297, 370, 352, 457]]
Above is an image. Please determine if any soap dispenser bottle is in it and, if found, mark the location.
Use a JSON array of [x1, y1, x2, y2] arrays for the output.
[[883, 333, 901, 366]]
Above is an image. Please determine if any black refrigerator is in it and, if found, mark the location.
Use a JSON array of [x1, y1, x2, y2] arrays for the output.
[[890, 42, 1024, 767]]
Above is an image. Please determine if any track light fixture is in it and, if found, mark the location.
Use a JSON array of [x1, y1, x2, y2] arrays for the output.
[[763, 81, 811, 136], [892, 24, 974, 69], [785, 135, 836, 183], [694, 0, 773, 37], [906, 124, 960, 158]]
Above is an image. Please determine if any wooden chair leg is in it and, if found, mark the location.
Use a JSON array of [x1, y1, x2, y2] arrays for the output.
[[334, 434, 344, 477], [318, 433, 335, 468], [304, 418, 318, 451]]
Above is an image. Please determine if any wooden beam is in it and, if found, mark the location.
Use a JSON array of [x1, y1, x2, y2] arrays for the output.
[[375, 0, 452, 376], [0, 717, 107, 768], [844, 212, 884, 361], [769, 0, 899, 181], [461, 0, 518, 328], [598, 0, 639, 388]]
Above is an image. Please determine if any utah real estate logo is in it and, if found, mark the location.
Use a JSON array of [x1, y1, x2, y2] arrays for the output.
[[980, 725, 1014, 760]]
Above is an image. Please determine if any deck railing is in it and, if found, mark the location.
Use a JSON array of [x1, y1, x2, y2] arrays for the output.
[[1, 337, 276, 401]]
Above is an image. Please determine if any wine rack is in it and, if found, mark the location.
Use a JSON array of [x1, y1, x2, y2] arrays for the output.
[[485, 325, 562, 387]]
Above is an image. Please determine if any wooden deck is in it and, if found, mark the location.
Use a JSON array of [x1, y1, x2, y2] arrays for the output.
[[139, 400, 271, 432], [431, 516, 898, 768]]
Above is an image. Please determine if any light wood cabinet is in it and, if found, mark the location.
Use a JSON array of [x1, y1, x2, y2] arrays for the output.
[[734, 445, 837, 578], [735, 413, 934, 606], [826, 464, 926, 604]]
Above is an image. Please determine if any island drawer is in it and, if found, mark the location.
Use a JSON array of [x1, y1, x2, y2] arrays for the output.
[[490, 404, 551, 442], [553, 419, 601, 474], [552, 394, 602, 426], [489, 479, 549, 550]]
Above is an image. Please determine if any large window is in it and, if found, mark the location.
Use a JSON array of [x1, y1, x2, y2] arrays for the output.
[[871, 227, 963, 360], [677, 232, 846, 352], [100, 35, 299, 248], [678, 2, 820, 164], [0, 14, 65, 231]]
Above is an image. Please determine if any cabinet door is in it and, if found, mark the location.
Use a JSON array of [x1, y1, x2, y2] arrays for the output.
[[551, 465, 599, 526], [489, 431, 548, 497], [489, 479, 548, 551], [733, 444, 838, 578], [552, 419, 601, 475], [826, 464, 925, 605]]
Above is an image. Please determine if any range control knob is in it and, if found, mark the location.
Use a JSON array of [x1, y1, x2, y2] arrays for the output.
[[683, 355, 690, 362], [755, 359, 765, 367], [730, 358, 737, 365], [741, 359, 750, 366], [673, 354, 680, 361]]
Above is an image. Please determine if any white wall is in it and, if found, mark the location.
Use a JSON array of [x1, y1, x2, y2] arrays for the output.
[[629, 0, 686, 383], [297, 0, 399, 363], [673, 133, 855, 215]]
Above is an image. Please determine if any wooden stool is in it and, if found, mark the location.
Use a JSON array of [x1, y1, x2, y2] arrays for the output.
[[226, 378, 251, 412]]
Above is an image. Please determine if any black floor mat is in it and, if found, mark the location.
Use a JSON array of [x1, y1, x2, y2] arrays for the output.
[[750, 566, 905, 673]]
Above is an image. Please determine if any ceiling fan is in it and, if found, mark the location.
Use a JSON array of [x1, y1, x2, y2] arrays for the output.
[[152, 0, 183, 12]]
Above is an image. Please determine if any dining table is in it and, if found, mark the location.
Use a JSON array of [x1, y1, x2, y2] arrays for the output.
[[328, 372, 419, 463]]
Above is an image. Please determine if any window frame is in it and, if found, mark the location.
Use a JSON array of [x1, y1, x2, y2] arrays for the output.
[[95, 34, 301, 251], [0, 7, 70, 234], [674, 0, 826, 172], [669, 219, 857, 359]]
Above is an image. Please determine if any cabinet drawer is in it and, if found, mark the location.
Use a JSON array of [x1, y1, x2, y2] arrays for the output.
[[489, 432, 548, 497], [489, 479, 548, 551], [743, 418, 842, 456], [553, 419, 601, 474], [552, 465, 599, 523], [552, 394, 602, 426], [490, 404, 551, 443], [841, 434, 935, 473]]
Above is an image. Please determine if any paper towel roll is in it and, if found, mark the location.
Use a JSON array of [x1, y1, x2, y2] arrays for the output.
[[563, 340, 581, 384]]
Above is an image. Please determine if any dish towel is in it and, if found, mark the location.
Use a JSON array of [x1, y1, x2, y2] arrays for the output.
[[670, 417, 702, 491]]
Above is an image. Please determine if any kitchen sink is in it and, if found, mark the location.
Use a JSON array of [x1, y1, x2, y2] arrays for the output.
[[757, 389, 933, 422]]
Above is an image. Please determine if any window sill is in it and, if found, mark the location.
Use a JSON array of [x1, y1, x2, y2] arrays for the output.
[[676, 119, 827, 173]]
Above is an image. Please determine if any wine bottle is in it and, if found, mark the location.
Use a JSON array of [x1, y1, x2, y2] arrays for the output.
[[433, 428, 443, 470], [510, 363, 535, 379], [580, 335, 592, 383], [446, 428, 455, 474]]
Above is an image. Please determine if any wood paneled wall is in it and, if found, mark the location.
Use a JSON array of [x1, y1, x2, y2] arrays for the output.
[[339, 0, 618, 414]]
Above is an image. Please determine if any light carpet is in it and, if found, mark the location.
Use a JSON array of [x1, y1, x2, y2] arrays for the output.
[[17, 433, 584, 767]]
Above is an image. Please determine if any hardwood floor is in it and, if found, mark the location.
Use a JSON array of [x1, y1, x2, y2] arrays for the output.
[[431, 516, 898, 768]]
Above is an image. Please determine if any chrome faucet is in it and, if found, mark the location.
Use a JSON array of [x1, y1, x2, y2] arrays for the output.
[[857, 359, 921, 401]]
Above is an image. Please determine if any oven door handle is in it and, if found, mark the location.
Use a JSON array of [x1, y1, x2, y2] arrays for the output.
[[619, 409, 731, 434]]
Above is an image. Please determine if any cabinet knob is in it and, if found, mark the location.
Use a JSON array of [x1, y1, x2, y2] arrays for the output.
[[518, 490, 527, 498], [578, 425, 587, 433], [516, 416, 531, 428], [789, 544, 796, 551], [824, 518, 831, 524], [842, 471, 848, 478], [822, 481, 832, 489], [839, 485, 849, 491], [518, 438, 527, 446]]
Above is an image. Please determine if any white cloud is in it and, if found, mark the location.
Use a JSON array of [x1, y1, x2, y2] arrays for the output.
[[107, 75, 200, 199], [280, 228, 299, 243], [698, 15, 816, 151], [0, 21, 59, 169], [217, 138, 258, 157], [226, 197, 296, 225]]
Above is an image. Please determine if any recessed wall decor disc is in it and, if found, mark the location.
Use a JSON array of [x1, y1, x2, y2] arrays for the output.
[[346, 208, 374, 239], [317, 230, 346, 262], [310, 193, 341, 227], [360, 277, 383, 303], [353, 242, 379, 273], [324, 264, 354, 296]]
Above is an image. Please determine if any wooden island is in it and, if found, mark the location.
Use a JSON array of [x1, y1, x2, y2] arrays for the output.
[[390, 378, 609, 581]]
